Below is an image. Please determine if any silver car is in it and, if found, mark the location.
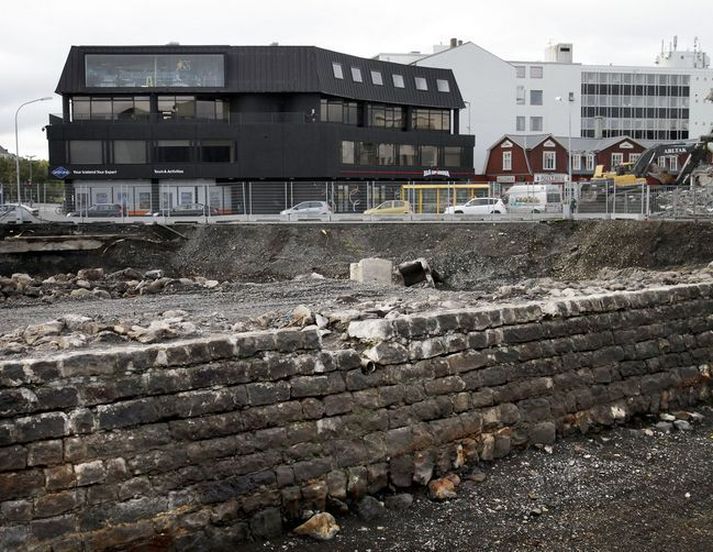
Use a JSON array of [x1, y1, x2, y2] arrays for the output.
[[280, 201, 332, 215], [444, 197, 507, 215]]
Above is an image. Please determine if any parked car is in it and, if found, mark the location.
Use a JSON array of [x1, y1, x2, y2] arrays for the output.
[[364, 200, 413, 215], [162, 203, 219, 217], [68, 203, 124, 217], [444, 197, 506, 215], [0, 203, 40, 216], [280, 201, 332, 215]]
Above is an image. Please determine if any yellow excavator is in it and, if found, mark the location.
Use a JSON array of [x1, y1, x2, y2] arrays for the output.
[[592, 134, 713, 187]]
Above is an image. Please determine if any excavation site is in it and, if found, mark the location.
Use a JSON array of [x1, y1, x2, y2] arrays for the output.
[[0, 219, 712, 551]]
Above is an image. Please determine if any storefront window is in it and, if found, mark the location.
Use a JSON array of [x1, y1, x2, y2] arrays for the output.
[[69, 141, 103, 164], [341, 141, 355, 164], [420, 145, 439, 166], [199, 140, 233, 162], [113, 141, 146, 164], [154, 140, 191, 163], [399, 144, 416, 166]]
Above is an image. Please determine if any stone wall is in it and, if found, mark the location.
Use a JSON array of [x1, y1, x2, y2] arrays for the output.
[[1, 284, 711, 550]]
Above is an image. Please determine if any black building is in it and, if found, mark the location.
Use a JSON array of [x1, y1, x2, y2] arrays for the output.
[[48, 45, 474, 214]]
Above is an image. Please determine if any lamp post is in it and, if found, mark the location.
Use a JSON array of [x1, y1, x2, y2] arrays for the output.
[[27, 155, 36, 205], [15, 97, 52, 222]]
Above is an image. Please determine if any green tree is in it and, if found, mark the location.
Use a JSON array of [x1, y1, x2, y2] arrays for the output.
[[0, 156, 64, 203]]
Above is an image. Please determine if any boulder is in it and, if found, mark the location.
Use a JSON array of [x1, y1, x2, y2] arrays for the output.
[[23, 320, 64, 345], [293, 512, 340, 541], [77, 268, 105, 281], [356, 496, 385, 522], [428, 475, 460, 501]]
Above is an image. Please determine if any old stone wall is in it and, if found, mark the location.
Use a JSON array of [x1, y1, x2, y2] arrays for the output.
[[0, 284, 711, 550]]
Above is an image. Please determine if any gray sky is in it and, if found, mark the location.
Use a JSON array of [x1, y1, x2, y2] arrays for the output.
[[1, 0, 710, 161]]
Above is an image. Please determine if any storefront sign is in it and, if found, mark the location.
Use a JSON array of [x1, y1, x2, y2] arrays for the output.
[[50, 166, 70, 179], [73, 169, 118, 176], [534, 173, 567, 183], [423, 169, 451, 178], [154, 169, 185, 175], [496, 175, 516, 183]]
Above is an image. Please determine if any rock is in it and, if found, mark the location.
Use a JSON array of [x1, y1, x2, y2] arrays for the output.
[[315, 313, 329, 329], [11, 273, 34, 289], [642, 428, 654, 437], [689, 412, 705, 423], [655, 421, 673, 433], [293, 512, 340, 541], [292, 305, 314, 327], [466, 471, 487, 483], [128, 320, 176, 344], [77, 268, 104, 281], [70, 288, 93, 299], [326, 496, 350, 515], [202, 279, 220, 289], [75, 279, 92, 289], [673, 420, 692, 432], [61, 314, 98, 333], [428, 476, 459, 501], [107, 267, 143, 281], [92, 289, 111, 300], [357, 496, 385, 522], [23, 320, 64, 345], [659, 413, 676, 422], [162, 309, 187, 320], [350, 258, 394, 286], [144, 269, 164, 280], [24, 286, 42, 298], [384, 493, 413, 511]]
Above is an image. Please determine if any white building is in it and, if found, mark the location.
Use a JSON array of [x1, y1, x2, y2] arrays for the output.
[[377, 38, 713, 174]]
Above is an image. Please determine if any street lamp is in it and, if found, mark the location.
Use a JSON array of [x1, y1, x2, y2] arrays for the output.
[[15, 97, 52, 222], [555, 93, 575, 184], [27, 155, 36, 205]]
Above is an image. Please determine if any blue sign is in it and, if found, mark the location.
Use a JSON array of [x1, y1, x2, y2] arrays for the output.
[[51, 166, 70, 179]]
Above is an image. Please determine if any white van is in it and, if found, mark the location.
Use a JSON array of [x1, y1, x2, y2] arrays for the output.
[[501, 184, 562, 214]]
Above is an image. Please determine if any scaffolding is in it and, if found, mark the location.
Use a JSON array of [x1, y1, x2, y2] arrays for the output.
[[400, 183, 490, 214]]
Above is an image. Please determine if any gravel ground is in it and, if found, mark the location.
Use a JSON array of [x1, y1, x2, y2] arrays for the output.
[[240, 406, 713, 552]]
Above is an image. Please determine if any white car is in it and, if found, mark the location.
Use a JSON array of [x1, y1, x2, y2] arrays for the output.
[[444, 197, 507, 215], [280, 201, 332, 215]]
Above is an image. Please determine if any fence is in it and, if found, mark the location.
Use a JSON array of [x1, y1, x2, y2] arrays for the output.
[[7, 180, 713, 223]]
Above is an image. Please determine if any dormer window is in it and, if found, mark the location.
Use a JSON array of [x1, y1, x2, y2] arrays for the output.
[[351, 67, 363, 82], [392, 74, 405, 88], [415, 77, 428, 91], [436, 79, 450, 93], [332, 62, 344, 79], [371, 70, 383, 85]]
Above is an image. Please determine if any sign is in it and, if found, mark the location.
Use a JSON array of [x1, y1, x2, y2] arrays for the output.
[[534, 173, 567, 183], [423, 169, 451, 178], [51, 166, 70, 179], [73, 169, 118, 176], [496, 175, 516, 183], [619, 141, 634, 149], [154, 169, 185, 175]]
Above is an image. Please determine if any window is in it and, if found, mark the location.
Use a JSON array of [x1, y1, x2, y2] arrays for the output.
[[377, 144, 395, 165], [530, 66, 543, 78], [611, 152, 624, 168], [411, 109, 450, 131], [69, 141, 103, 164], [516, 116, 526, 131], [571, 154, 581, 171], [199, 140, 233, 163], [515, 66, 526, 78], [196, 99, 228, 121], [85, 53, 225, 87], [341, 141, 355, 164], [332, 63, 344, 79], [436, 79, 450, 92], [543, 151, 556, 170], [629, 153, 640, 164], [415, 77, 428, 91], [444, 147, 462, 167], [392, 74, 405, 88], [90, 98, 112, 120], [158, 96, 196, 119], [503, 151, 512, 171], [367, 104, 404, 129], [371, 70, 383, 85], [321, 99, 358, 124], [516, 86, 526, 105], [420, 145, 438, 166], [138, 192, 151, 210], [399, 144, 416, 165], [351, 67, 363, 82], [154, 140, 191, 163], [586, 153, 595, 171], [530, 90, 543, 106], [357, 142, 378, 165], [530, 116, 543, 131], [113, 141, 146, 164], [667, 155, 679, 171]]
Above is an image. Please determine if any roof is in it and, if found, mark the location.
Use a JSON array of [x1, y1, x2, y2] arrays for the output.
[[493, 134, 675, 154], [56, 45, 464, 109]]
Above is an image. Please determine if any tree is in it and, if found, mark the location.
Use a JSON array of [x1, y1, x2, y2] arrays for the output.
[[0, 156, 64, 203]]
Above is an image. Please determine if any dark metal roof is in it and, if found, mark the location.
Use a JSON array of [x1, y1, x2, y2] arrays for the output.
[[56, 45, 464, 108]]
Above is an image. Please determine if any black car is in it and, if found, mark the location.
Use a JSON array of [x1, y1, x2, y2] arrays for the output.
[[163, 203, 219, 216], [68, 204, 124, 217]]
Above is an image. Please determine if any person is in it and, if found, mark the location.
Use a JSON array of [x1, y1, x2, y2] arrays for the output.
[[570, 197, 577, 214]]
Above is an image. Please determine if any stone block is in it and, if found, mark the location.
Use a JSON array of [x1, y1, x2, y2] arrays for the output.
[[529, 421, 556, 445], [75, 460, 106, 486], [365, 342, 409, 365], [424, 376, 466, 396], [0, 445, 27, 472], [15, 412, 69, 444], [388, 455, 413, 488], [27, 439, 63, 467], [249, 507, 282, 539], [350, 257, 393, 286], [347, 466, 368, 499], [34, 490, 80, 518], [246, 381, 290, 406]]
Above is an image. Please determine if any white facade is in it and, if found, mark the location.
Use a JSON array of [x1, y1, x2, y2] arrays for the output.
[[378, 39, 713, 174], [410, 43, 516, 173]]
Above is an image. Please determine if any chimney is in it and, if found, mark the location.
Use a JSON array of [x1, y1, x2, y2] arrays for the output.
[[450, 38, 458, 48]]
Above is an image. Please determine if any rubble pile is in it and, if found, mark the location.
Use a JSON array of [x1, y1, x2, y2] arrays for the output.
[[0, 267, 223, 303], [652, 186, 713, 216]]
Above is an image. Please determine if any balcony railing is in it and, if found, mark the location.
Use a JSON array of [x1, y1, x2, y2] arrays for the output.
[[50, 112, 317, 125]]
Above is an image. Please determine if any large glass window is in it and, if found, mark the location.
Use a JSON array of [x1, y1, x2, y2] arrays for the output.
[[154, 140, 191, 163], [367, 104, 404, 129], [72, 96, 150, 121], [399, 144, 416, 165], [85, 54, 225, 88], [70, 141, 103, 164], [420, 145, 438, 166], [200, 140, 233, 162], [196, 99, 228, 120], [90, 98, 112, 120], [341, 141, 355, 164], [159, 96, 196, 119], [444, 146, 462, 167], [113, 140, 146, 164], [411, 109, 450, 131], [71, 97, 91, 120], [320, 99, 358, 124], [377, 144, 395, 165], [357, 142, 377, 165]]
